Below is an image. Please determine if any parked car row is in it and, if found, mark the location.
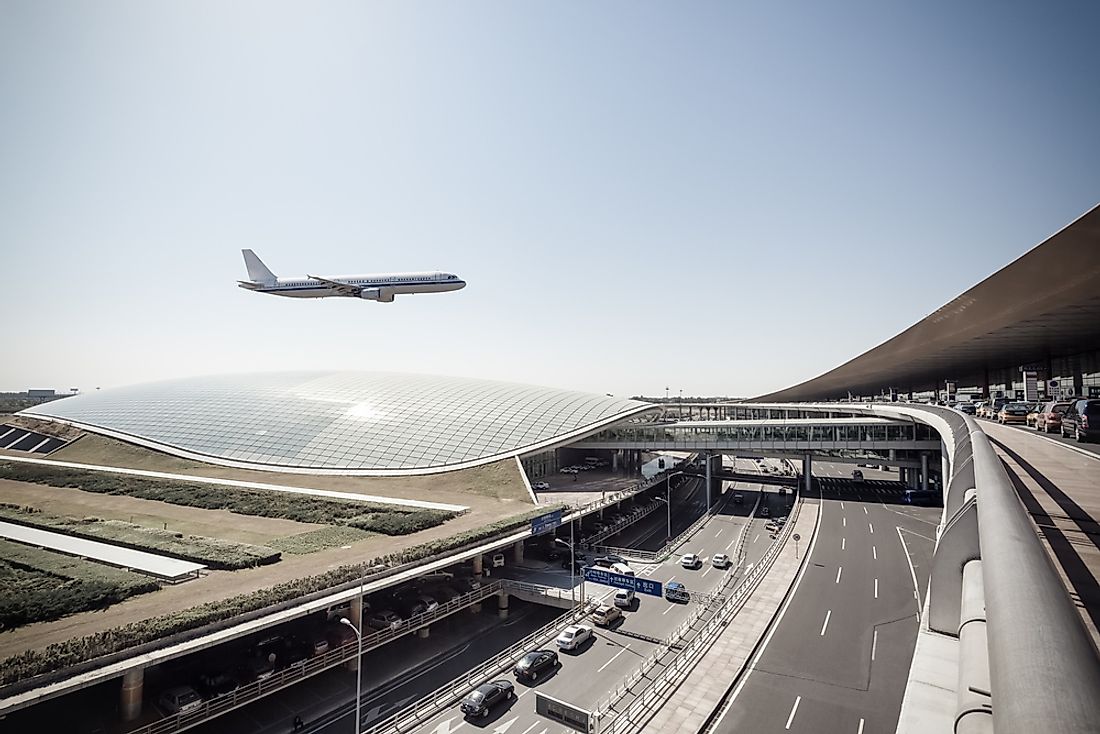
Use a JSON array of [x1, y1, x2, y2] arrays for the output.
[[972, 397, 1099, 442]]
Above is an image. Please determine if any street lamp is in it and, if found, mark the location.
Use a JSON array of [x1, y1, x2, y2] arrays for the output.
[[655, 471, 682, 541], [555, 529, 577, 607], [339, 616, 363, 733]]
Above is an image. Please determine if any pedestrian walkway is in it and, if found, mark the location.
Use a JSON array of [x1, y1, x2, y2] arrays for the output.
[[642, 496, 821, 733], [982, 422, 1100, 648]]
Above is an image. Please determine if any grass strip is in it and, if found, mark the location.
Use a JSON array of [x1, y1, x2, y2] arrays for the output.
[[0, 462, 457, 535], [0, 504, 280, 570], [268, 526, 373, 555], [0, 539, 159, 630], [0, 504, 564, 687]]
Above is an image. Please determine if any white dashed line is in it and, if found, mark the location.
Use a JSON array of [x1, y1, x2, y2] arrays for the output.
[[702, 566, 712, 578], [662, 604, 675, 615], [753, 534, 760, 544], [843, 517, 847, 528], [858, 718, 865, 734], [863, 506, 868, 515], [725, 537, 736, 550], [820, 610, 832, 636], [869, 522, 874, 534], [597, 644, 631, 673], [871, 630, 878, 661], [840, 501, 845, 510], [835, 567, 842, 584], [874, 578, 879, 599], [872, 545, 877, 560], [785, 696, 802, 729], [715, 529, 723, 538], [842, 537, 846, 551]]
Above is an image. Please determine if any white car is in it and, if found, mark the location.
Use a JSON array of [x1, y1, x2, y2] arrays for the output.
[[555, 624, 593, 651], [680, 553, 702, 569], [711, 553, 731, 569], [533, 481, 550, 490]]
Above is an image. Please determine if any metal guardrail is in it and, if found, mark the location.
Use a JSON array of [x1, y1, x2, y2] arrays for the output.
[[365, 600, 598, 734], [124, 583, 505, 734], [581, 500, 662, 546]]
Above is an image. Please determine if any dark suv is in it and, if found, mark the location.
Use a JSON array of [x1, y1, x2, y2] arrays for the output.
[[1060, 399, 1100, 442]]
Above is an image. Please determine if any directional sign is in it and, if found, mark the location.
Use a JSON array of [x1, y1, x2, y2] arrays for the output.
[[582, 566, 663, 597], [530, 509, 563, 536]]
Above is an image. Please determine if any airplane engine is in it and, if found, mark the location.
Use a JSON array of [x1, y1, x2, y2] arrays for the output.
[[359, 287, 395, 303]]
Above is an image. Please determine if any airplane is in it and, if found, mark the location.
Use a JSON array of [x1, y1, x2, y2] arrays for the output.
[[237, 249, 466, 303]]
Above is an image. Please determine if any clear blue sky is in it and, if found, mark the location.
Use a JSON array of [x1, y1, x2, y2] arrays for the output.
[[2, 2, 1098, 397]]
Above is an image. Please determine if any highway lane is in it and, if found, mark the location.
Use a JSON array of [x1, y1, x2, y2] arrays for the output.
[[398, 484, 775, 734], [711, 462, 937, 734]]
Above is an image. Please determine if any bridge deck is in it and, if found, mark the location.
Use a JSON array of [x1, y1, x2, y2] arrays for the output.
[[982, 422, 1100, 650]]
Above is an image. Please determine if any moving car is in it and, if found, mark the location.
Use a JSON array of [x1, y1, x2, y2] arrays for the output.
[[591, 603, 623, 627], [195, 672, 239, 700], [614, 589, 636, 608], [610, 562, 635, 577], [997, 402, 1030, 424], [733, 493, 744, 504], [711, 553, 731, 569], [555, 624, 593, 651], [1061, 399, 1100, 442], [851, 469, 864, 480], [955, 402, 977, 415], [532, 481, 551, 490], [680, 553, 702, 569], [665, 581, 689, 602], [460, 680, 515, 718], [367, 610, 403, 631], [512, 649, 558, 682], [158, 685, 203, 715]]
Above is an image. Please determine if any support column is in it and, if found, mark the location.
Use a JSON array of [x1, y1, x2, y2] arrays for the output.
[[345, 594, 364, 671], [921, 453, 930, 492], [512, 541, 524, 564], [417, 626, 430, 639], [120, 667, 144, 722], [497, 591, 509, 620], [705, 452, 712, 511], [472, 554, 483, 576], [802, 453, 813, 495]]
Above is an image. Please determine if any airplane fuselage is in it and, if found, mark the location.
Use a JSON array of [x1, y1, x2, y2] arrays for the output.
[[239, 272, 466, 299]]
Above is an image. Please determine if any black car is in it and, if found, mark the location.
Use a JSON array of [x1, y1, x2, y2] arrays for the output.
[[593, 554, 626, 569], [460, 680, 515, 718], [561, 553, 588, 570], [512, 649, 559, 682], [195, 671, 239, 699], [1061, 399, 1100, 442]]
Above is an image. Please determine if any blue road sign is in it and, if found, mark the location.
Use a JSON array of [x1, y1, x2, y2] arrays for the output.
[[531, 509, 563, 536], [582, 566, 663, 597]]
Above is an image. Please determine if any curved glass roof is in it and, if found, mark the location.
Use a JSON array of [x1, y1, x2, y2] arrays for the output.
[[22, 372, 651, 474]]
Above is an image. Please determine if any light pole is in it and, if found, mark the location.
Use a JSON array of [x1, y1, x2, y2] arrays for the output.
[[555, 530, 577, 607], [339, 612, 363, 734]]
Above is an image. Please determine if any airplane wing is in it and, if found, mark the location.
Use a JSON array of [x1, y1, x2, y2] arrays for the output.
[[307, 274, 362, 297]]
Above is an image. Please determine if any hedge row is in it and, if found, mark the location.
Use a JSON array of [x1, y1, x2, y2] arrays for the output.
[[0, 503, 565, 687], [268, 526, 372, 555], [0, 539, 159, 630], [0, 504, 280, 570], [0, 462, 457, 536]]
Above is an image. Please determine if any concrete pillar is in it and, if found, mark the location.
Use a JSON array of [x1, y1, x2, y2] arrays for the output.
[[120, 667, 144, 721], [512, 541, 524, 564], [472, 554, 483, 576], [899, 467, 906, 486], [497, 591, 509, 620], [921, 453, 930, 492], [344, 594, 364, 671], [417, 626, 430, 639], [802, 453, 812, 495], [705, 453, 712, 511]]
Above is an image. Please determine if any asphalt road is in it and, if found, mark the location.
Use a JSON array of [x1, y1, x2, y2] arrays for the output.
[[710, 461, 938, 734], [975, 416, 1100, 459], [395, 470, 778, 734]]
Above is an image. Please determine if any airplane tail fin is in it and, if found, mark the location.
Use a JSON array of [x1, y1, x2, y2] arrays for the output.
[[242, 249, 277, 283]]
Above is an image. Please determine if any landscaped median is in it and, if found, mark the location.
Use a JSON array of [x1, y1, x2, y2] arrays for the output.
[[0, 503, 566, 691]]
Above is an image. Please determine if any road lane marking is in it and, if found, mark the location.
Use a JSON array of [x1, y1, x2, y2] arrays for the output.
[[491, 717, 518, 733], [897, 526, 921, 619], [785, 696, 802, 729], [872, 545, 877, 560], [863, 506, 868, 515], [753, 533, 760, 543], [820, 610, 832, 636], [874, 578, 879, 599], [725, 537, 736, 550], [858, 718, 865, 734], [835, 567, 842, 584], [715, 529, 723, 538], [843, 517, 847, 528], [702, 566, 712, 578], [840, 501, 845, 509], [868, 522, 874, 534], [842, 537, 846, 551], [597, 644, 631, 672], [871, 630, 878, 661], [518, 725, 537, 734]]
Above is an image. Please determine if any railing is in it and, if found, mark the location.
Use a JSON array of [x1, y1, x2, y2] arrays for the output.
[[365, 601, 597, 734], [581, 500, 662, 546], [124, 583, 506, 734]]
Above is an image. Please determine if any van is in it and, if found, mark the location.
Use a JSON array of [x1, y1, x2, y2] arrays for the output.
[[491, 553, 506, 568], [610, 562, 635, 577], [614, 589, 635, 608]]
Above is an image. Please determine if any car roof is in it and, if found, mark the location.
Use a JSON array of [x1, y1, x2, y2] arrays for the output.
[[668, 581, 685, 589]]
